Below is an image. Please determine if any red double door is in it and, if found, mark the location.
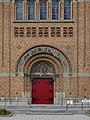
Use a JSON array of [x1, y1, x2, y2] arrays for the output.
[[32, 78, 54, 104]]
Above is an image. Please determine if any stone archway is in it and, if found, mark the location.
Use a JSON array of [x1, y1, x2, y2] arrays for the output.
[[17, 45, 71, 76], [17, 45, 72, 103]]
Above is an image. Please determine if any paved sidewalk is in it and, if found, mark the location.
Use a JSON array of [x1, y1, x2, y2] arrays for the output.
[[0, 114, 90, 120]]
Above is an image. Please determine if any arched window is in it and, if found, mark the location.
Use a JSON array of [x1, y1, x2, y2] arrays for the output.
[[64, 0, 71, 20], [15, 0, 24, 20], [52, 0, 59, 20], [28, 0, 35, 20], [40, 0, 47, 20]]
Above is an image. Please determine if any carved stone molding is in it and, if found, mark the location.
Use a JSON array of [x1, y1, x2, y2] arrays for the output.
[[31, 61, 55, 74], [17, 46, 70, 76], [29, 60, 55, 79]]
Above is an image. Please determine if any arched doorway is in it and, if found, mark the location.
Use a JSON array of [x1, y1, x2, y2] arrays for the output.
[[17, 45, 70, 76], [17, 45, 71, 104], [30, 60, 55, 104]]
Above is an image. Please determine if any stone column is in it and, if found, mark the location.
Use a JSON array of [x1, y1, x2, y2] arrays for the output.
[[36, 0, 39, 20], [24, 0, 27, 20], [61, 0, 64, 20], [48, 0, 52, 20]]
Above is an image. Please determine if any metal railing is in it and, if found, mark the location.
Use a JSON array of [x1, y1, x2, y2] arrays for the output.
[[58, 98, 90, 110], [0, 97, 90, 110], [0, 97, 31, 107]]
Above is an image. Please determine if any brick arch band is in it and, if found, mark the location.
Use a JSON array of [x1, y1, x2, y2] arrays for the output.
[[17, 46, 70, 77]]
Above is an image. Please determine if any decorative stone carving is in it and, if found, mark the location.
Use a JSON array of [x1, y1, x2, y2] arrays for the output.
[[17, 46, 70, 76], [29, 60, 55, 79], [31, 60, 55, 74]]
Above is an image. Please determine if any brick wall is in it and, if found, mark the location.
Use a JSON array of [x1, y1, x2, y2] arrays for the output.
[[0, 1, 90, 98]]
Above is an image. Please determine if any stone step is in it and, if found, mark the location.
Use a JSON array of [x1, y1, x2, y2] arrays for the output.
[[30, 104, 64, 109], [26, 112, 72, 115], [26, 108, 72, 115], [6, 108, 71, 115], [30, 109, 65, 112]]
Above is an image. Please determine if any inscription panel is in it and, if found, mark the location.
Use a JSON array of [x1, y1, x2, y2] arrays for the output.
[[18, 46, 70, 76]]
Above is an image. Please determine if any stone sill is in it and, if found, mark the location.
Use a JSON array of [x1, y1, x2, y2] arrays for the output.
[[13, 20, 74, 23]]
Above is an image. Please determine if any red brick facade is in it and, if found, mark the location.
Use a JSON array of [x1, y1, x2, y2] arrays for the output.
[[0, 0, 90, 103]]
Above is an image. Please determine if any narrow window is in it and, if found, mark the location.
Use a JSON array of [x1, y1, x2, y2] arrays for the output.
[[40, 0, 47, 20], [64, 0, 71, 20], [52, 0, 59, 20], [15, 0, 24, 20], [28, 0, 35, 20]]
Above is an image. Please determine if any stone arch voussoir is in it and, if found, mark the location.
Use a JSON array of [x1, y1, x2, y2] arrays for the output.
[[17, 45, 71, 77]]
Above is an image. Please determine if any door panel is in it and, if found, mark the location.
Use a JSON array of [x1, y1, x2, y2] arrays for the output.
[[32, 78, 54, 104]]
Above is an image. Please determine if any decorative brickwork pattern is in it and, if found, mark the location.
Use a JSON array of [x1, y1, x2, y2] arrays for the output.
[[14, 27, 24, 37], [63, 27, 73, 37], [0, 1, 90, 99], [51, 27, 61, 37], [14, 27, 19, 37], [20, 27, 24, 37], [14, 27, 68, 38]]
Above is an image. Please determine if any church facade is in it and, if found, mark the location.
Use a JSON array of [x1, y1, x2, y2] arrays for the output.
[[0, 0, 90, 104]]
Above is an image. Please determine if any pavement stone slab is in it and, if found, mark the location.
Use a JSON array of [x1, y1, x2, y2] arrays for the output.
[[0, 114, 90, 120]]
